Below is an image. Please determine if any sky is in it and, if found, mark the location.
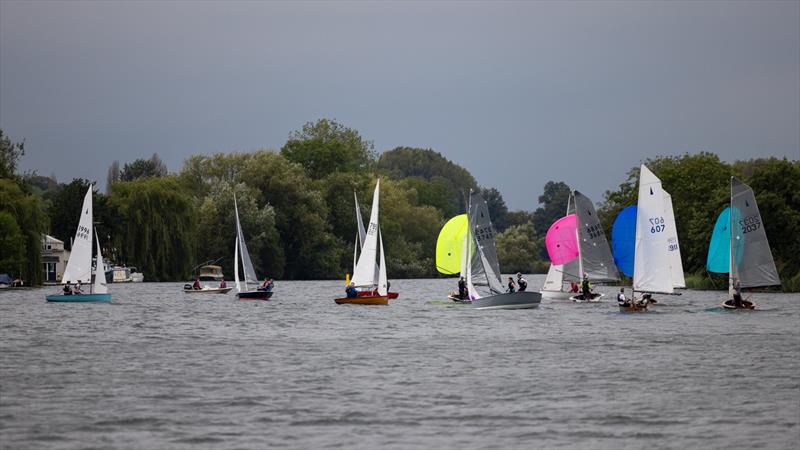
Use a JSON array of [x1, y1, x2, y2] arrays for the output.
[[1, 1, 798, 210]]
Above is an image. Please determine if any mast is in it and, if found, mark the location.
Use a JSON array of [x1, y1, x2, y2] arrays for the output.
[[728, 177, 734, 299], [573, 191, 584, 281]]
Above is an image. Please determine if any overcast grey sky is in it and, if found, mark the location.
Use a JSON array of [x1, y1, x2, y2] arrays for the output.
[[1, 1, 798, 209]]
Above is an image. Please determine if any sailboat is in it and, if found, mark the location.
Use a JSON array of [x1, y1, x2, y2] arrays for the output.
[[336, 179, 390, 305], [435, 213, 470, 302], [350, 190, 399, 299], [542, 190, 619, 301], [611, 165, 674, 311], [707, 177, 780, 309], [45, 186, 111, 302], [465, 190, 541, 310], [233, 194, 273, 300]]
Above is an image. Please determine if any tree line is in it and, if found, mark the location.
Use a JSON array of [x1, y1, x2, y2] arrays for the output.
[[1, 123, 797, 291]]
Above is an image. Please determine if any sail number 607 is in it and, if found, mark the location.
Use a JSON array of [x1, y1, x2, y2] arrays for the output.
[[649, 216, 666, 233]]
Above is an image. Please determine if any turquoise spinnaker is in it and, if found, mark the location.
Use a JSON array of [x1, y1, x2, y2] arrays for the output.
[[707, 207, 743, 273], [611, 205, 637, 278]]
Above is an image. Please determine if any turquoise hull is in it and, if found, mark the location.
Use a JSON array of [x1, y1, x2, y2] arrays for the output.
[[46, 293, 112, 303]]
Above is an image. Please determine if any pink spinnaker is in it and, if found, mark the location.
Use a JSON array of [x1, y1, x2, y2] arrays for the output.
[[545, 214, 579, 265]]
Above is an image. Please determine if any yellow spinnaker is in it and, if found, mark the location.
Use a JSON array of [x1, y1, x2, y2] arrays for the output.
[[436, 214, 468, 275]]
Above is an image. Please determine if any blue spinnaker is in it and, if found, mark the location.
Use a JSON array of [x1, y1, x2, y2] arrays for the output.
[[611, 205, 637, 278], [707, 206, 743, 273]]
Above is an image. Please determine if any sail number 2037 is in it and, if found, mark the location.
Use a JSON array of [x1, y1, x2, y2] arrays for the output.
[[739, 215, 761, 234], [649, 216, 666, 233]]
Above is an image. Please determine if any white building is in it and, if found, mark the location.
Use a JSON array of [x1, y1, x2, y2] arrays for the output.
[[42, 235, 70, 283]]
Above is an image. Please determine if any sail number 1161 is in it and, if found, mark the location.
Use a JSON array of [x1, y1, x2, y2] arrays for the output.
[[649, 216, 666, 233]]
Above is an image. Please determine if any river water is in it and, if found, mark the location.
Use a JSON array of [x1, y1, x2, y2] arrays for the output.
[[1, 276, 798, 449]]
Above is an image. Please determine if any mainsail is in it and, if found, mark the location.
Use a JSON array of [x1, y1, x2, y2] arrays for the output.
[[234, 194, 259, 290], [663, 190, 686, 288], [633, 165, 673, 294], [730, 177, 780, 290], [574, 191, 619, 282], [62, 187, 94, 285], [352, 180, 381, 288], [467, 191, 503, 298]]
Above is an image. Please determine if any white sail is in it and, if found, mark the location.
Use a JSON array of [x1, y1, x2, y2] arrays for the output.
[[93, 231, 107, 294], [663, 191, 686, 288], [352, 179, 380, 288], [542, 264, 564, 292], [62, 187, 94, 285], [352, 231, 359, 273], [234, 237, 241, 292], [378, 229, 388, 295], [234, 194, 259, 289], [633, 165, 673, 294], [354, 191, 366, 248], [465, 225, 478, 300], [459, 233, 469, 278]]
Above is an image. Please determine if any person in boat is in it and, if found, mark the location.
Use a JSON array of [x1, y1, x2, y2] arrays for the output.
[[259, 278, 274, 292], [516, 273, 528, 292], [219, 279, 226, 288], [457, 277, 467, 300], [507, 277, 516, 293], [73, 280, 82, 294], [580, 273, 591, 299], [617, 288, 630, 307], [63, 281, 72, 296], [570, 281, 579, 293], [193, 277, 201, 290], [345, 281, 357, 298], [732, 278, 743, 308]]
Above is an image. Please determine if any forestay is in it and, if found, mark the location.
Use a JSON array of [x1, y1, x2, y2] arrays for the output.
[[633, 165, 673, 294], [574, 191, 619, 282]]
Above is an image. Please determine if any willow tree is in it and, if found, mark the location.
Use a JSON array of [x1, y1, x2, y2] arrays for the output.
[[109, 176, 197, 281], [0, 178, 48, 284]]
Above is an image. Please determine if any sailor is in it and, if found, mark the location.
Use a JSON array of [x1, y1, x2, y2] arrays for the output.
[[733, 278, 743, 308], [260, 278, 274, 292], [570, 281, 579, 293], [617, 288, 629, 307], [63, 281, 72, 296], [219, 279, 227, 289], [73, 280, 82, 294], [516, 273, 528, 292], [193, 277, 201, 290], [581, 273, 591, 299], [507, 276, 516, 293], [345, 282, 358, 298], [457, 277, 467, 300]]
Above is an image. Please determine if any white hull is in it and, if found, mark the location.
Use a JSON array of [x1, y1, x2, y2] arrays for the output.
[[471, 291, 542, 310], [540, 289, 574, 300], [570, 293, 605, 303]]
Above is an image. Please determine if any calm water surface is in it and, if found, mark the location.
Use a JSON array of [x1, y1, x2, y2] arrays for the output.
[[1, 276, 798, 449]]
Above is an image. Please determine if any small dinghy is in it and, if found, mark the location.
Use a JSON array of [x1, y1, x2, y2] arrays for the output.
[[707, 177, 780, 310], [232, 194, 274, 300], [336, 180, 391, 305], [462, 190, 541, 310], [45, 186, 111, 303], [542, 190, 619, 301], [183, 285, 233, 295], [570, 293, 604, 303]]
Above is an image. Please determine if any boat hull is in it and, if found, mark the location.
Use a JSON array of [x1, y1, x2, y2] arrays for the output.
[[46, 293, 112, 303], [619, 301, 649, 312], [447, 294, 471, 304], [335, 296, 389, 305], [357, 291, 399, 299], [183, 288, 232, 294], [540, 289, 574, 300], [237, 290, 274, 300], [471, 291, 542, 310], [721, 299, 756, 310], [570, 293, 605, 303]]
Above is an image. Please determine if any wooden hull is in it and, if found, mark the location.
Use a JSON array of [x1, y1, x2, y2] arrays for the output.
[[46, 293, 112, 303], [237, 290, 274, 300], [721, 299, 756, 310], [619, 302, 648, 312], [357, 291, 399, 299], [335, 296, 389, 305]]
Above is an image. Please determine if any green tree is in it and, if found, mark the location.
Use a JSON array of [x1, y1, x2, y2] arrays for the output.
[[495, 224, 546, 274], [109, 176, 196, 281], [0, 179, 48, 284], [482, 187, 509, 232], [531, 181, 572, 236], [0, 211, 26, 277], [281, 119, 375, 179], [119, 153, 168, 181], [48, 178, 94, 245], [0, 129, 24, 180]]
